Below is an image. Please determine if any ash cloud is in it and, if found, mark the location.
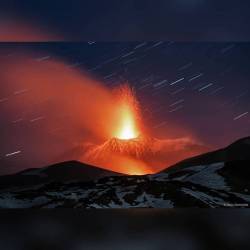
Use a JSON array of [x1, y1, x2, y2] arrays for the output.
[[0, 52, 119, 174]]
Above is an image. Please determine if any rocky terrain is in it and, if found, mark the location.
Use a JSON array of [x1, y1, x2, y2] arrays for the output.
[[0, 137, 249, 208]]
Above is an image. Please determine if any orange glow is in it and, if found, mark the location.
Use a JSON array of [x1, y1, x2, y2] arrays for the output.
[[82, 85, 155, 175], [0, 18, 60, 41], [0, 52, 208, 176], [116, 104, 139, 140], [114, 85, 140, 140], [81, 152, 153, 176]]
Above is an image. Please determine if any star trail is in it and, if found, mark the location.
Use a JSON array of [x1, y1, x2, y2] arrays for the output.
[[0, 41, 249, 174]]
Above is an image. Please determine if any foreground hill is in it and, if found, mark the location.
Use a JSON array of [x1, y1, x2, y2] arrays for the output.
[[162, 137, 250, 174], [0, 137, 249, 208], [0, 161, 120, 189]]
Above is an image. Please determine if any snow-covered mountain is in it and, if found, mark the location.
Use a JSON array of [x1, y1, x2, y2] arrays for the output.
[[0, 137, 249, 208]]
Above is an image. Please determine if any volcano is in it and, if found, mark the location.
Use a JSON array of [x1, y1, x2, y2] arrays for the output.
[[83, 135, 157, 174], [80, 84, 158, 174], [78, 84, 206, 174]]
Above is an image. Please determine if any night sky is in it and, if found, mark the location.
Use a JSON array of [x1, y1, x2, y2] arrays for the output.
[[1, 0, 250, 174], [1, 1, 250, 40], [0, 42, 250, 174]]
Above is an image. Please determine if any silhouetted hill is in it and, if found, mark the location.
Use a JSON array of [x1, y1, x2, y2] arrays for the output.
[[162, 136, 250, 174], [0, 161, 120, 188]]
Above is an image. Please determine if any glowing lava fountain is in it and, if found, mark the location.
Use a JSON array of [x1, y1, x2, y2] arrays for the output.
[[113, 85, 140, 140]]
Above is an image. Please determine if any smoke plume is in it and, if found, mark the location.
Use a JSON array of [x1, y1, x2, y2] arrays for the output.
[[0, 51, 208, 175]]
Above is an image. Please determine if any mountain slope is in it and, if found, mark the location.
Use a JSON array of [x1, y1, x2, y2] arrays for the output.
[[162, 136, 250, 175], [0, 137, 249, 208]]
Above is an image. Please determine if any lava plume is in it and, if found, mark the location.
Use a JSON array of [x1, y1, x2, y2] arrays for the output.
[[113, 85, 140, 140]]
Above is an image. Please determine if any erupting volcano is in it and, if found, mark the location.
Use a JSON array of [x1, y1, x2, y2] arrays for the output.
[[72, 84, 207, 175], [80, 84, 207, 175], [82, 85, 156, 174]]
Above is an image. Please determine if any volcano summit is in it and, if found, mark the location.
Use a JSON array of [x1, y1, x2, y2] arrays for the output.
[[87, 136, 155, 159]]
